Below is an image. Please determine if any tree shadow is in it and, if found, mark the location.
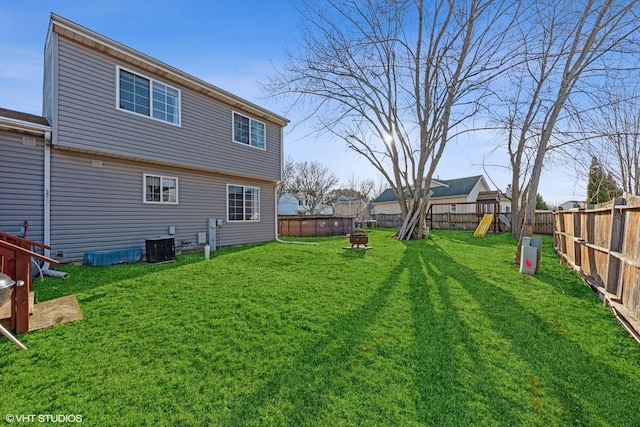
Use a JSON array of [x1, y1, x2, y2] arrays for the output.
[[220, 247, 407, 425], [402, 238, 528, 425], [219, 233, 536, 425], [420, 233, 640, 426], [31, 242, 271, 302]]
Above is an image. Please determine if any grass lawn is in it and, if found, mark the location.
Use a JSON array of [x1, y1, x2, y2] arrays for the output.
[[1, 229, 639, 426]]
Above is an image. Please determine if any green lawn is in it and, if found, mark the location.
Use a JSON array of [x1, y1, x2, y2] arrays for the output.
[[1, 229, 639, 426]]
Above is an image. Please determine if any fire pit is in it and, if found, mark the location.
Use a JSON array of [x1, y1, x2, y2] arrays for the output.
[[349, 229, 369, 248]]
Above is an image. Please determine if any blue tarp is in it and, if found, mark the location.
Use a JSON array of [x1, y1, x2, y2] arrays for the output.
[[83, 248, 141, 266]]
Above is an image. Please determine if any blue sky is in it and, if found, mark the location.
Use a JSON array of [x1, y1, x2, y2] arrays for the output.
[[0, 0, 586, 204]]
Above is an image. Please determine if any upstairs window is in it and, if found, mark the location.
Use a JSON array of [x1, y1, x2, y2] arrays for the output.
[[228, 185, 260, 221], [233, 112, 265, 149], [144, 174, 178, 204], [118, 67, 180, 125]]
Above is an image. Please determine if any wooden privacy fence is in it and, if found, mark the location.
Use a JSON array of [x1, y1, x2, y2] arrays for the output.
[[278, 216, 355, 237], [375, 211, 555, 235], [374, 214, 404, 229], [554, 195, 640, 340], [532, 211, 554, 235], [429, 213, 484, 231]]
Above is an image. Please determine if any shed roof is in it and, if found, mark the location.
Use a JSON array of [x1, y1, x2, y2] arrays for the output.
[[0, 108, 50, 127], [0, 107, 51, 135]]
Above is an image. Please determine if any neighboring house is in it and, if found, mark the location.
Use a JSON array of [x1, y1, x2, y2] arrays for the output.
[[373, 175, 504, 215], [277, 193, 333, 216], [558, 200, 583, 210], [277, 193, 303, 216], [0, 14, 288, 263]]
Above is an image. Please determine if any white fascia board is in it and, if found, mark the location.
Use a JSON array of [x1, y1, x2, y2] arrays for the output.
[[0, 117, 51, 135]]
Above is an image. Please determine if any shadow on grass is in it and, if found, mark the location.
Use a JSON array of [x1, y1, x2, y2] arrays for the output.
[[221, 247, 405, 425], [419, 233, 640, 426], [22, 230, 640, 425], [219, 232, 518, 425], [223, 231, 640, 426], [339, 248, 369, 259], [403, 238, 526, 425], [31, 242, 271, 302]]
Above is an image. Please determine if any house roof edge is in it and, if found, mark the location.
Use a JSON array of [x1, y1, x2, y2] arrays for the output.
[[49, 13, 290, 127]]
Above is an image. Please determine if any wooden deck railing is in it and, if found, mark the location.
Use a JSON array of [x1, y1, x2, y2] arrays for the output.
[[0, 231, 57, 334]]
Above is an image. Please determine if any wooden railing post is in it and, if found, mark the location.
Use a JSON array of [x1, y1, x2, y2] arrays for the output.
[[13, 252, 31, 334], [605, 198, 626, 295]]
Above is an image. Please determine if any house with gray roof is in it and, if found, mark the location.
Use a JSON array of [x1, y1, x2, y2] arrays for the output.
[[372, 175, 510, 215]]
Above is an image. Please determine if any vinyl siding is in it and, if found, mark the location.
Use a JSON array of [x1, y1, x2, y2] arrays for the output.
[[431, 196, 476, 214], [43, 29, 54, 123], [54, 36, 282, 182], [49, 150, 276, 262], [0, 131, 45, 243], [468, 182, 487, 204]]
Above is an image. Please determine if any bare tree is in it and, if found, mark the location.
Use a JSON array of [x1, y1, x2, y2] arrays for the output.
[[345, 175, 376, 201], [277, 156, 296, 199], [580, 79, 640, 195], [372, 176, 389, 202], [266, 0, 518, 239], [489, 0, 639, 261], [487, 66, 545, 241], [290, 160, 339, 214]]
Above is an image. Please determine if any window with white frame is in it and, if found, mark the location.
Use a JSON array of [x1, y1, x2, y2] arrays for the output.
[[228, 185, 260, 221], [144, 174, 178, 204], [118, 67, 180, 125], [451, 204, 457, 212], [233, 112, 265, 149]]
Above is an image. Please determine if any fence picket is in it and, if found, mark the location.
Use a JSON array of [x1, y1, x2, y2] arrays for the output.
[[553, 195, 640, 341]]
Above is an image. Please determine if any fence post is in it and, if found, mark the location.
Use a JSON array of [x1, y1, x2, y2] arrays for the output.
[[573, 210, 582, 270], [557, 211, 566, 262], [605, 197, 626, 295]]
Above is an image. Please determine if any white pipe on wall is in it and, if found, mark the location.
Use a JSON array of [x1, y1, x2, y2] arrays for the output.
[[44, 142, 51, 257]]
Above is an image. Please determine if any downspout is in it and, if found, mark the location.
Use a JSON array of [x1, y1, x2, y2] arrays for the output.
[[41, 135, 68, 278], [274, 126, 317, 246], [40, 26, 67, 276], [274, 187, 318, 246], [43, 131, 51, 258]]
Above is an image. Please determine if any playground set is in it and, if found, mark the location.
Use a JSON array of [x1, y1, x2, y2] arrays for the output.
[[426, 190, 505, 237], [426, 191, 542, 274]]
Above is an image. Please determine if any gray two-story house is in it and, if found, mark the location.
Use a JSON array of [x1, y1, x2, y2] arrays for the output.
[[0, 14, 288, 263]]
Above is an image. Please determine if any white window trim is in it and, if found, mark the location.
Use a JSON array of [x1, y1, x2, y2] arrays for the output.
[[226, 184, 261, 222], [116, 65, 182, 127], [232, 111, 266, 151], [143, 174, 179, 205]]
